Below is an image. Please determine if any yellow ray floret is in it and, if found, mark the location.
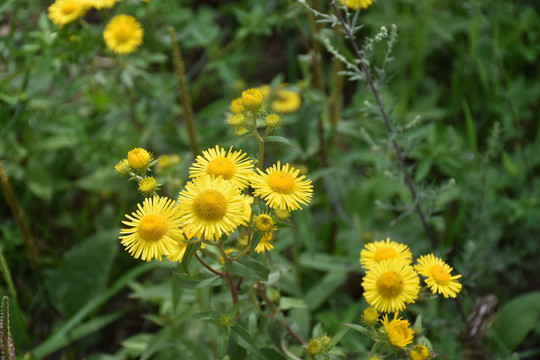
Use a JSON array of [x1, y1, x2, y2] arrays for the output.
[[189, 146, 254, 190], [177, 175, 246, 241], [119, 196, 183, 262], [254, 232, 274, 254], [360, 237, 412, 270], [250, 161, 313, 211], [48, 0, 88, 26], [362, 258, 420, 313], [103, 14, 143, 54], [415, 254, 462, 298], [81, 0, 118, 9], [339, 0, 376, 11]]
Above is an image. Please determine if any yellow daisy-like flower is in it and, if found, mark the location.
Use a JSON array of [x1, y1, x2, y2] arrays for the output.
[[81, 0, 118, 9], [362, 307, 379, 326], [415, 254, 462, 298], [255, 212, 276, 233], [381, 313, 414, 349], [230, 97, 244, 113], [103, 14, 144, 54], [240, 195, 254, 226], [189, 146, 254, 190], [254, 232, 274, 253], [250, 162, 313, 211], [47, 0, 88, 26], [339, 0, 375, 10], [167, 229, 196, 263], [360, 238, 412, 270], [409, 345, 430, 360], [362, 258, 420, 313], [242, 88, 263, 110], [119, 196, 183, 262], [270, 89, 301, 113], [177, 175, 245, 241]]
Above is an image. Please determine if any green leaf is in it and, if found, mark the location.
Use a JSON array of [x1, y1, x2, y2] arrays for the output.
[[218, 325, 230, 358], [304, 271, 348, 311], [182, 241, 202, 275], [329, 328, 349, 347], [175, 272, 224, 289], [230, 325, 261, 357], [342, 323, 371, 336], [279, 297, 307, 310], [225, 255, 269, 280], [493, 291, 540, 350], [265, 136, 297, 148]]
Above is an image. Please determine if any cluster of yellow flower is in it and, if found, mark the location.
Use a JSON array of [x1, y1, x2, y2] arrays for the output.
[[47, 0, 144, 54], [116, 144, 313, 262], [358, 238, 462, 358]]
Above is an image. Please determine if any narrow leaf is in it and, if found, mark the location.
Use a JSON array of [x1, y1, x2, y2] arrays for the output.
[[181, 242, 202, 275], [230, 325, 261, 357]]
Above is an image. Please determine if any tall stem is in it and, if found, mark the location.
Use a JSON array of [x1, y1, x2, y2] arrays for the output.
[[168, 27, 200, 157], [331, 3, 436, 248]]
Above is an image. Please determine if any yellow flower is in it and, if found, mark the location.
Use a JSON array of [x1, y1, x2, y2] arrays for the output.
[[240, 195, 254, 225], [409, 345, 429, 360], [339, 0, 375, 10], [360, 238, 412, 270], [235, 127, 249, 136], [189, 146, 254, 190], [220, 248, 236, 265], [157, 154, 181, 170], [382, 313, 414, 349], [119, 196, 183, 262], [258, 84, 272, 99], [167, 230, 196, 263], [254, 232, 274, 253], [177, 175, 246, 241], [306, 339, 322, 355], [255, 212, 276, 233], [228, 113, 246, 127], [138, 177, 158, 196], [270, 89, 301, 113], [265, 113, 281, 128], [81, 0, 118, 9], [127, 148, 151, 172], [242, 88, 263, 110], [115, 158, 131, 176], [230, 97, 244, 113], [274, 208, 290, 220], [415, 254, 462, 298], [362, 307, 379, 326], [103, 14, 143, 54], [362, 258, 420, 313], [250, 162, 313, 211], [47, 0, 88, 26]]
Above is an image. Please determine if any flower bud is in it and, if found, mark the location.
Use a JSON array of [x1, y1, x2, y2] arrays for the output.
[[241, 88, 263, 111], [115, 158, 131, 176], [127, 148, 151, 172]]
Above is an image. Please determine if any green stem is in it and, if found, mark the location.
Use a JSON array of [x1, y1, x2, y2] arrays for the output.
[[194, 253, 225, 277], [0, 247, 16, 300], [251, 110, 265, 170]]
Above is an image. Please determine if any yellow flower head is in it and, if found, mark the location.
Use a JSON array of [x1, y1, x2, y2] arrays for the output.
[[274, 208, 291, 221], [177, 175, 246, 241], [81, 0, 118, 9], [250, 161, 313, 211], [382, 313, 414, 349], [415, 254, 462, 298], [360, 238, 412, 270], [119, 196, 183, 262], [242, 88, 263, 111], [230, 97, 245, 113], [306, 339, 322, 355], [189, 146, 254, 190], [255, 212, 276, 233], [265, 113, 281, 128], [409, 345, 430, 360], [228, 113, 246, 128], [167, 229, 196, 263], [362, 258, 420, 313], [157, 154, 181, 170], [339, 0, 376, 10], [254, 232, 274, 254], [138, 177, 158, 196], [115, 158, 131, 176], [270, 89, 301, 113], [47, 0, 88, 26], [240, 195, 254, 226], [127, 148, 152, 172], [362, 307, 379, 326], [103, 14, 144, 54]]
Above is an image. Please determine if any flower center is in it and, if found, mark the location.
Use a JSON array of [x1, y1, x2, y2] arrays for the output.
[[266, 171, 295, 194], [114, 24, 132, 43], [374, 247, 397, 262], [430, 265, 450, 285], [61, 0, 78, 14], [193, 190, 228, 221], [376, 271, 404, 298], [206, 158, 236, 180], [138, 214, 168, 242]]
